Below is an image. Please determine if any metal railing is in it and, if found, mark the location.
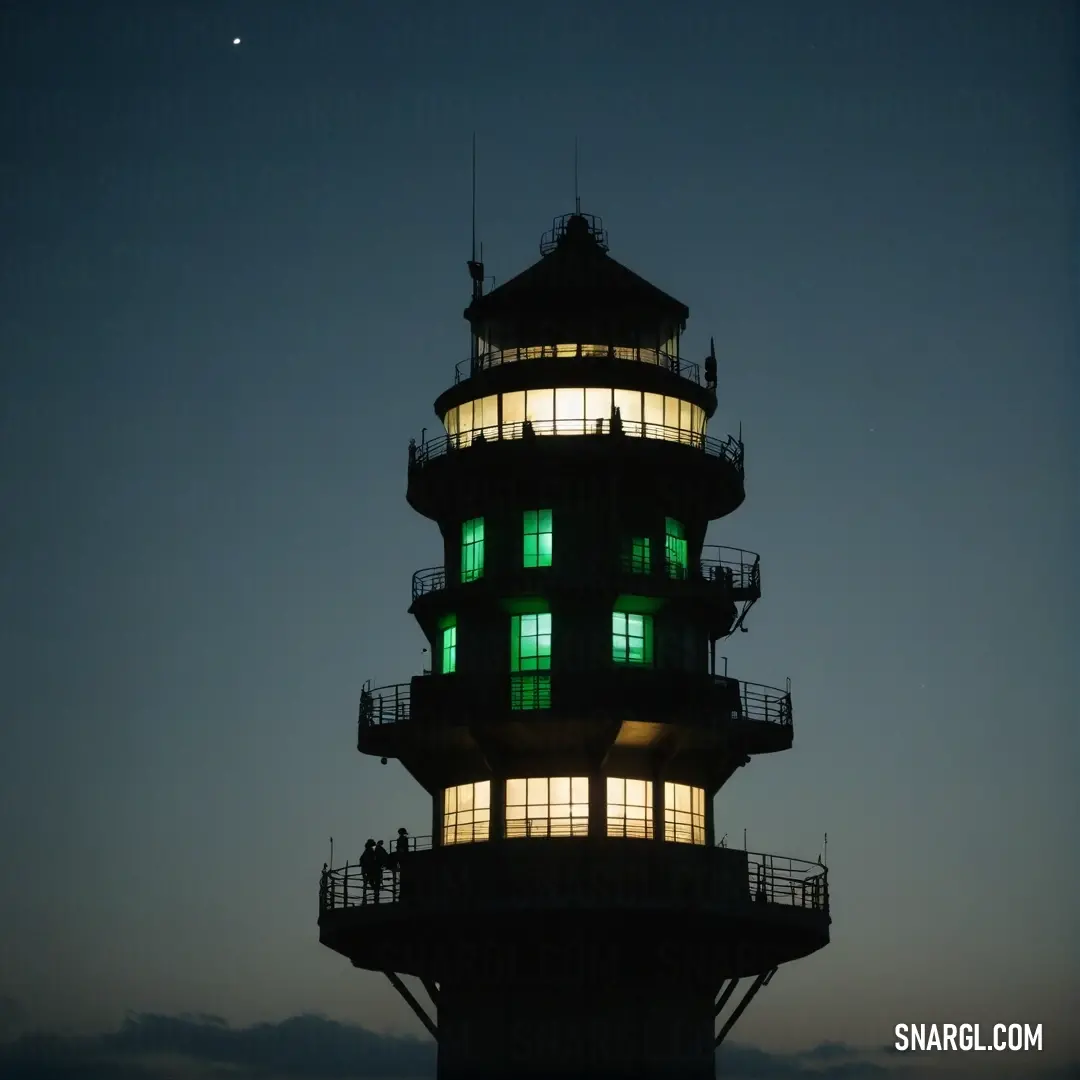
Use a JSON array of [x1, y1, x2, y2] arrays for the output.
[[320, 834, 434, 910], [746, 852, 828, 912], [454, 344, 702, 386], [411, 566, 447, 600], [357, 677, 789, 730], [724, 679, 793, 727], [619, 545, 760, 591], [409, 419, 743, 471], [699, 546, 761, 593], [413, 547, 759, 603], [319, 841, 828, 915], [358, 682, 410, 729]]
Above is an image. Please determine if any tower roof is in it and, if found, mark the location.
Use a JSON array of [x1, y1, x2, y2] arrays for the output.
[[465, 213, 690, 346]]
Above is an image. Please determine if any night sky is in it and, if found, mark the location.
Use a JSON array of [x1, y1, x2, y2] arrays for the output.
[[1, 1, 1076, 1078]]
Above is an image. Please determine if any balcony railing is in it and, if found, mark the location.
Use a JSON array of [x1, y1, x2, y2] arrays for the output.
[[319, 843, 828, 914], [411, 566, 446, 601], [412, 546, 759, 603], [409, 419, 743, 472], [357, 676, 791, 731], [454, 345, 703, 387], [358, 682, 410, 728], [746, 853, 828, 911], [727, 679, 792, 727], [620, 545, 761, 591], [320, 833, 434, 909], [699, 546, 761, 592]]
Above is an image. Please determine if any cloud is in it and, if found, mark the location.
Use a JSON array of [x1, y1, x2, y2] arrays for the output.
[[717, 1039, 894, 1078], [0, 1012, 434, 1080], [0, 1012, 1074, 1080]]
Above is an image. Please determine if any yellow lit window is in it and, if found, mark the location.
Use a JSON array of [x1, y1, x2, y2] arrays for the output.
[[506, 776, 588, 837], [664, 782, 705, 844], [607, 778, 653, 839], [444, 391, 703, 444], [443, 781, 490, 845]]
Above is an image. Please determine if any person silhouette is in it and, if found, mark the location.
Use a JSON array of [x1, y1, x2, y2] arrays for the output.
[[375, 840, 390, 874], [359, 839, 381, 902]]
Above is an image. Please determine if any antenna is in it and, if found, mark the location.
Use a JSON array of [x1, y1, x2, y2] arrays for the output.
[[574, 137, 580, 214], [467, 133, 484, 300]]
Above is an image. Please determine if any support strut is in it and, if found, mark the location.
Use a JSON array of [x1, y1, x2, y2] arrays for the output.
[[384, 971, 439, 1041], [714, 967, 777, 1047], [713, 977, 740, 1017]]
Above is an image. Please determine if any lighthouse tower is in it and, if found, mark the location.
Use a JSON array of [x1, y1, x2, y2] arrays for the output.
[[319, 210, 830, 1079]]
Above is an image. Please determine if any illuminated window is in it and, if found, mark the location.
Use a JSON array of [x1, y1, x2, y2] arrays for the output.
[[511, 613, 551, 670], [607, 778, 653, 839], [511, 612, 552, 710], [525, 387, 554, 428], [664, 783, 705, 845], [511, 674, 551, 709], [502, 390, 526, 428], [629, 536, 651, 574], [461, 517, 484, 583], [643, 392, 664, 429], [523, 510, 553, 568], [585, 387, 611, 426], [665, 518, 688, 578], [506, 777, 589, 837], [554, 387, 585, 434], [440, 617, 456, 674], [612, 611, 653, 665], [443, 781, 490, 845], [613, 389, 642, 426], [441, 391, 705, 445]]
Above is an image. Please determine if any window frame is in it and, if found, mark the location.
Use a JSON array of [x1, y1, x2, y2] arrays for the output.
[[665, 517, 688, 579], [523, 509, 553, 568], [612, 610, 654, 665], [440, 617, 457, 674], [461, 517, 485, 583]]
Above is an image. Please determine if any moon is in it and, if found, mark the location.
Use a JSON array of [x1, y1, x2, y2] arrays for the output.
[[233, 37, 241, 45]]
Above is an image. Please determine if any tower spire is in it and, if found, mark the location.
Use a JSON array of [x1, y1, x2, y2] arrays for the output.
[[574, 137, 580, 215], [467, 133, 484, 300]]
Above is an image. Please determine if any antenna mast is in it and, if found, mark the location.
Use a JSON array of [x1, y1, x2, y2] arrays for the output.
[[574, 137, 580, 214], [467, 133, 484, 301]]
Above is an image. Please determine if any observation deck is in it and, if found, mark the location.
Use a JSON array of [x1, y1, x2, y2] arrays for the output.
[[453, 345, 704, 387], [318, 838, 829, 981], [355, 674, 791, 786], [444, 345, 714, 420], [406, 420, 745, 523], [409, 545, 760, 641]]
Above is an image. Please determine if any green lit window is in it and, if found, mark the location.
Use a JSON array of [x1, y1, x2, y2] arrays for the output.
[[441, 618, 457, 674], [612, 612, 653, 665], [629, 536, 651, 574], [511, 675, 551, 710], [511, 612, 552, 710], [665, 518, 687, 578], [523, 510, 553, 568], [511, 613, 551, 671], [461, 517, 484, 582]]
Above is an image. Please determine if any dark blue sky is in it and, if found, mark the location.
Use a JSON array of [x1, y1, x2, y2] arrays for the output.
[[1, 0, 1076, 1076]]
